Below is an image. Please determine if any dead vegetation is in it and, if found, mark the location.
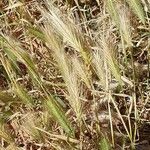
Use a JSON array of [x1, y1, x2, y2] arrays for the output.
[[0, 0, 150, 149]]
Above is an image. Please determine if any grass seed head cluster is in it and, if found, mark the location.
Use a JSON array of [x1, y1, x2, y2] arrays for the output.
[[0, 0, 150, 149]]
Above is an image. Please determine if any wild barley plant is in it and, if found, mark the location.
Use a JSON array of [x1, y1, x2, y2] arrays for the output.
[[0, 0, 149, 149]]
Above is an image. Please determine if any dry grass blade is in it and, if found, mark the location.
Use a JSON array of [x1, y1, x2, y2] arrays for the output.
[[0, 130, 13, 144], [34, 126, 79, 144], [0, 0, 149, 149], [5, 143, 19, 150], [21, 113, 43, 140], [110, 94, 132, 142], [0, 122, 13, 144], [5, 2, 23, 10]]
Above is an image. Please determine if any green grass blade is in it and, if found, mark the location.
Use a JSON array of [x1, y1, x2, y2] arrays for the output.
[[1, 35, 74, 136], [27, 26, 46, 42], [101, 39, 123, 85], [99, 137, 111, 150], [106, 0, 120, 26], [1, 35, 42, 85], [13, 84, 33, 106], [2, 47, 19, 71], [126, 0, 145, 23], [45, 96, 74, 136]]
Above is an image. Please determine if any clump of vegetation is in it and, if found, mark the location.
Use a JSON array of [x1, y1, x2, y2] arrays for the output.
[[0, 0, 150, 149]]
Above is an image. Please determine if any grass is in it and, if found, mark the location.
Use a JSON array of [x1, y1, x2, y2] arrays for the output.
[[0, 0, 150, 149]]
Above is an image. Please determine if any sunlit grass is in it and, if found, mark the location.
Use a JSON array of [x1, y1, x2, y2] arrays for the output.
[[0, 0, 149, 149]]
